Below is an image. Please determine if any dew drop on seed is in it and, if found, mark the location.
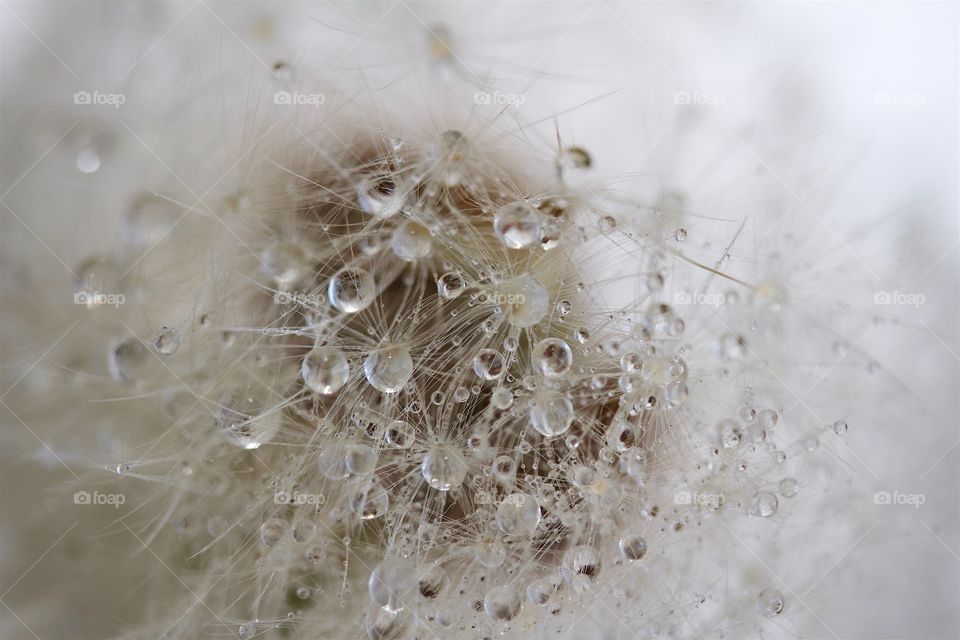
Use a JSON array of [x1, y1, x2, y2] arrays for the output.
[[437, 271, 467, 299], [557, 299, 572, 316], [364, 605, 411, 640], [492, 455, 516, 480], [495, 492, 540, 535], [123, 192, 178, 248], [317, 443, 351, 479], [500, 274, 549, 327], [719, 418, 744, 448], [484, 585, 523, 621], [217, 387, 279, 450], [345, 444, 377, 475], [385, 420, 415, 448], [473, 349, 505, 380], [491, 388, 514, 410], [350, 481, 389, 520], [620, 352, 642, 373], [364, 344, 413, 393], [533, 338, 573, 378], [421, 445, 468, 491], [778, 477, 799, 498], [756, 588, 785, 617], [260, 518, 285, 546], [527, 578, 556, 605], [152, 326, 181, 355], [599, 216, 617, 233], [833, 419, 848, 435], [619, 534, 648, 561], [109, 338, 148, 382], [453, 386, 469, 402], [418, 565, 448, 599], [369, 558, 417, 610], [529, 393, 574, 437], [574, 327, 590, 344], [238, 623, 256, 639], [328, 267, 375, 313], [674, 228, 688, 241], [750, 491, 779, 517], [262, 242, 307, 288], [563, 545, 601, 582], [357, 177, 403, 218], [391, 219, 432, 261], [494, 201, 541, 249], [296, 586, 311, 599], [301, 346, 350, 395]]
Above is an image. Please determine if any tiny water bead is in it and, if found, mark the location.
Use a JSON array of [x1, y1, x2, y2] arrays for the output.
[[527, 578, 556, 605], [756, 588, 785, 617], [390, 219, 432, 261], [357, 176, 403, 218], [533, 338, 573, 378], [364, 344, 413, 393], [328, 267, 376, 313], [529, 393, 574, 437], [750, 491, 779, 518], [778, 478, 799, 498], [261, 242, 307, 287], [495, 492, 540, 536], [151, 326, 181, 355], [385, 420, 415, 448], [109, 338, 149, 382], [493, 201, 541, 249], [719, 418, 745, 448], [346, 444, 378, 474], [421, 445, 468, 491], [484, 585, 523, 621], [619, 534, 648, 561], [833, 419, 848, 435], [301, 346, 350, 395], [418, 565, 448, 598], [260, 518, 286, 546], [492, 388, 514, 410], [217, 387, 280, 450], [500, 274, 549, 327], [437, 271, 467, 299], [563, 545, 601, 582], [473, 348, 505, 380]]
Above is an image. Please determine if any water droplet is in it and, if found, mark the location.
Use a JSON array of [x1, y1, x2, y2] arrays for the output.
[[350, 481, 389, 520], [574, 327, 591, 344], [109, 338, 148, 382], [328, 268, 376, 313], [674, 228, 688, 241], [364, 604, 411, 640], [473, 349, 505, 380], [385, 420, 415, 448], [346, 444, 377, 475], [301, 346, 350, 394], [484, 585, 523, 621], [619, 534, 648, 560], [598, 216, 617, 233], [369, 558, 417, 610], [421, 445, 468, 491], [557, 300, 572, 316], [533, 338, 573, 378], [152, 326, 181, 355], [357, 177, 403, 218], [494, 201, 541, 249], [563, 545, 601, 582], [262, 242, 307, 288], [778, 478, 799, 498], [260, 518, 286, 546], [527, 578, 557, 605], [832, 419, 848, 435], [491, 388, 514, 410], [123, 192, 178, 248], [500, 274, 549, 327], [418, 565, 447, 598], [529, 393, 574, 437], [756, 588, 785, 617], [364, 344, 413, 393], [217, 386, 280, 449], [391, 219, 432, 261], [719, 419, 744, 448], [437, 271, 467, 299], [750, 491, 779, 517], [495, 492, 540, 535]]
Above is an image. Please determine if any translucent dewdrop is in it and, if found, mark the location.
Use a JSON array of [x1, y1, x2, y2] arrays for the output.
[[365, 605, 411, 640], [108, 338, 148, 382], [437, 271, 467, 299], [529, 393, 575, 437], [619, 533, 648, 561], [364, 344, 413, 393], [473, 349, 505, 380], [533, 338, 573, 378], [527, 578, 556, 605], [260, 518, 285, 546], [418, 565, 448, 599], [349, 482, 389, 520], [562, 545, 601, 583], [301, 346, 350, 395], [329, 267, 376, 313], [491, 388, 514, 410], [346, 444, 378, 475], [500, 274, 549, 327], [391, 219, 432, 261], [750, 491, 779, 517], [493, 201, 541, 249], [421, 445, 468, 491], [369, 558, 417, 610], [495, 492, 540, 535], [385, 420, 415, 448], [484, 585, 523, 621], [357, 177, 403, 218], [719, 419, 745, 448], [262, 242, 307, 288], [756, 588, 785, 617], [833, 419, 849, 435], [122, 192, 178, 248], [778, 477, 799, 498], [317, 443, 350, 479], [151, 326, 181, 355], [216, 387, 280, 450]]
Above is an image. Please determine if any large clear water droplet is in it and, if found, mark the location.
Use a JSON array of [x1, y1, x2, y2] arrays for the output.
[[301, 346, 350, 394], [328, 268, 375, 313], [533, 338, 573, 378], [495, 492, 540, 535], [529, 393, 574, 437], [391, 219, 432, 261], [484, 585, 523, 621], [473, 348, 505, 380], [421, 445, 467, 491], [493, 201, 541, 249], [217, 386, 280, 449], [364, 344, 413, 393]]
